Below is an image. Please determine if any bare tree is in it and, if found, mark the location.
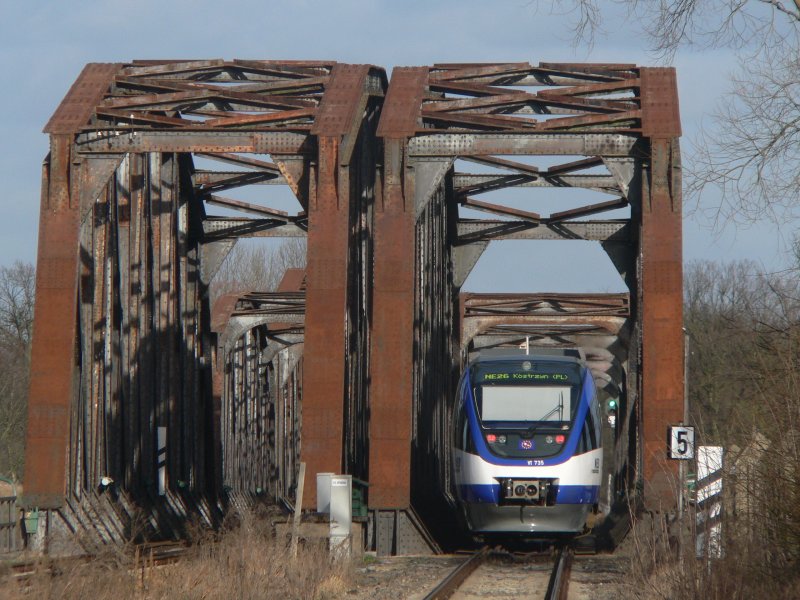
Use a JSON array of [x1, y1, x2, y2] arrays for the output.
[[0, 261, 35, 478], [532, 1, 800, 224], [0, 261, 34, 352], [624, 259, 800, 597], [689, 49, 800, 223], [211, 239, 307, 302]]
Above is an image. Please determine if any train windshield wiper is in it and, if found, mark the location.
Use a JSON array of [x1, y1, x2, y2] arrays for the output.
[[521, 392, 565, 438]]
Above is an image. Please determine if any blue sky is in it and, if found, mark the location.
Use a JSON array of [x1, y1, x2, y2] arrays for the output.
[[0, 0, 792, 291]]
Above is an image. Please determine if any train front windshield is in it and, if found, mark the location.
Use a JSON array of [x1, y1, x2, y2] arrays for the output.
[[481, 386, 572, 423], [470, 360, 583, 458]]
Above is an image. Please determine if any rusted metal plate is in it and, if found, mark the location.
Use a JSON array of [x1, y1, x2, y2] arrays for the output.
[[21, 138, 79, 507], [368, 133, 418, 508], [211, 293, 243, 333], [640, 137, 684, 506], [640, 68, 681, 138], [44, 63, 122, 134], [301, 136, 349, 507], [302, 64, 381, 507], [375, 67, 429, 138], [311, 64, 371, 136], [639, 69, 682, 506], [277, 268, 306, 292]]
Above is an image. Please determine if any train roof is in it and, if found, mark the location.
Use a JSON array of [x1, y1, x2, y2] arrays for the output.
[[472, 347, 585, 365]]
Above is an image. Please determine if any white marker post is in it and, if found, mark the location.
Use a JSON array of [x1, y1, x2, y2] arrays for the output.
[[668, 425, 695, 460], [669, 424, 695, 519], [696, 446, 724, 560]]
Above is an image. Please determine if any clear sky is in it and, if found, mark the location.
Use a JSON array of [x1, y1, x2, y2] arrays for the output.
[[0, 0, 793, 291]]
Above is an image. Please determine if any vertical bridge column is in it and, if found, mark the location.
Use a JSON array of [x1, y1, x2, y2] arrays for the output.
[[301, 64, 377, 508], [639, 68, 684, 507], [22, 64, 122, 508], [369, 68, 429, 508]]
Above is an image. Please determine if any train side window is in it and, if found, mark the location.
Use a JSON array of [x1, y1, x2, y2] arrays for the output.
[[577, 420, 588, 455], [586, 406, 598, 450]]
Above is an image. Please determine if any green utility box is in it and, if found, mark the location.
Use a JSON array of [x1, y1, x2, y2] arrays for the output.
[[352, 478, 369, 518]]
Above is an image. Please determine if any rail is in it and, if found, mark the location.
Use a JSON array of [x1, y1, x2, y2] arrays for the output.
[[423, 547, 489, 600], [545, 545, 574, 600], [424, 544, 573, 599], [9, 540, 189, 581]]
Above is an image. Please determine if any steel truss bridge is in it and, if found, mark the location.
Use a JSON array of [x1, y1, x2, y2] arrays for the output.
[[21, 60, 683, 554]]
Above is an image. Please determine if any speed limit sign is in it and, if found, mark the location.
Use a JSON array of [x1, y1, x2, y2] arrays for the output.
[[668, 426, 695, 460]]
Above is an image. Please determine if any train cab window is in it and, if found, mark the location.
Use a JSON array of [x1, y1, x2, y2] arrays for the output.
[[465, 359, 589, 459], [480, 385, 572, 424]]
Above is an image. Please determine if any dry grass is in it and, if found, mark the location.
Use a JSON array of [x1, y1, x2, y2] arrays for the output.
[[612, 490, 800, 600], [1, 510, 354, 600]]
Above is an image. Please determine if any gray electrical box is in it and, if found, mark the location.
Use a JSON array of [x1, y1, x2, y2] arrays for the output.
[[316, 472, 333, 513], [329, 475, 352, 555]]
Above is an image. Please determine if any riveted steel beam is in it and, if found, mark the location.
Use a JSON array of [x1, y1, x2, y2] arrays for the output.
[[408, 133, 639, 157], [302, 64, 385, 508], [202, 218, 306, 239], [75, 130, 312, 155], [21, 137, 79, 508], [454, 173, 619, 194], [456, 219, 630, 242], [370, 67, 430, 509], [638, 68, 683, 508]]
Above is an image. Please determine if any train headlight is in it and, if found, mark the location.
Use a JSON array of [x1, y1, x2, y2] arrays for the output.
[[526, 484, 538, 497], [514, 485, 526, 496]]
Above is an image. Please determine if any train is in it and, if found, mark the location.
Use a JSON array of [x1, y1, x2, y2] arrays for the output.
[[451, 349, 603, 536]]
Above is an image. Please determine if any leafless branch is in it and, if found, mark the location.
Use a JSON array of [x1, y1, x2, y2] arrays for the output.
[[530, 1, 800, 226], [686, 49, 800, 223]]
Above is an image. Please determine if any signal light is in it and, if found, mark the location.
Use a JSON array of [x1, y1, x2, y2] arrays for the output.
[[607, 399, 618, 413]]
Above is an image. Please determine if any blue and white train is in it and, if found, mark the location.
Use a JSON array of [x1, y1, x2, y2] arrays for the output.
[[452, 350, 602, 535]]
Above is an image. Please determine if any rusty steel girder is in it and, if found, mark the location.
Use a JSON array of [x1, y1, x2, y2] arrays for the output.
[[371, 62, 683, 519], [24, 59, 683, 551], [639, 69, 683, 506], [460, 292, 631, 351], [210, 292, 305, 504], [369, 67, 430, 508], [22, 60, 387, 544]]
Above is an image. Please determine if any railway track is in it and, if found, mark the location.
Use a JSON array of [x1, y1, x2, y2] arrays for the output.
[[6, 540, 188, 581], [423, 544, 573, 600]]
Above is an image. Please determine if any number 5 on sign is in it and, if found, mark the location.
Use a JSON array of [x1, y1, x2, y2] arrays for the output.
[[668, 426, 695, 460]]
